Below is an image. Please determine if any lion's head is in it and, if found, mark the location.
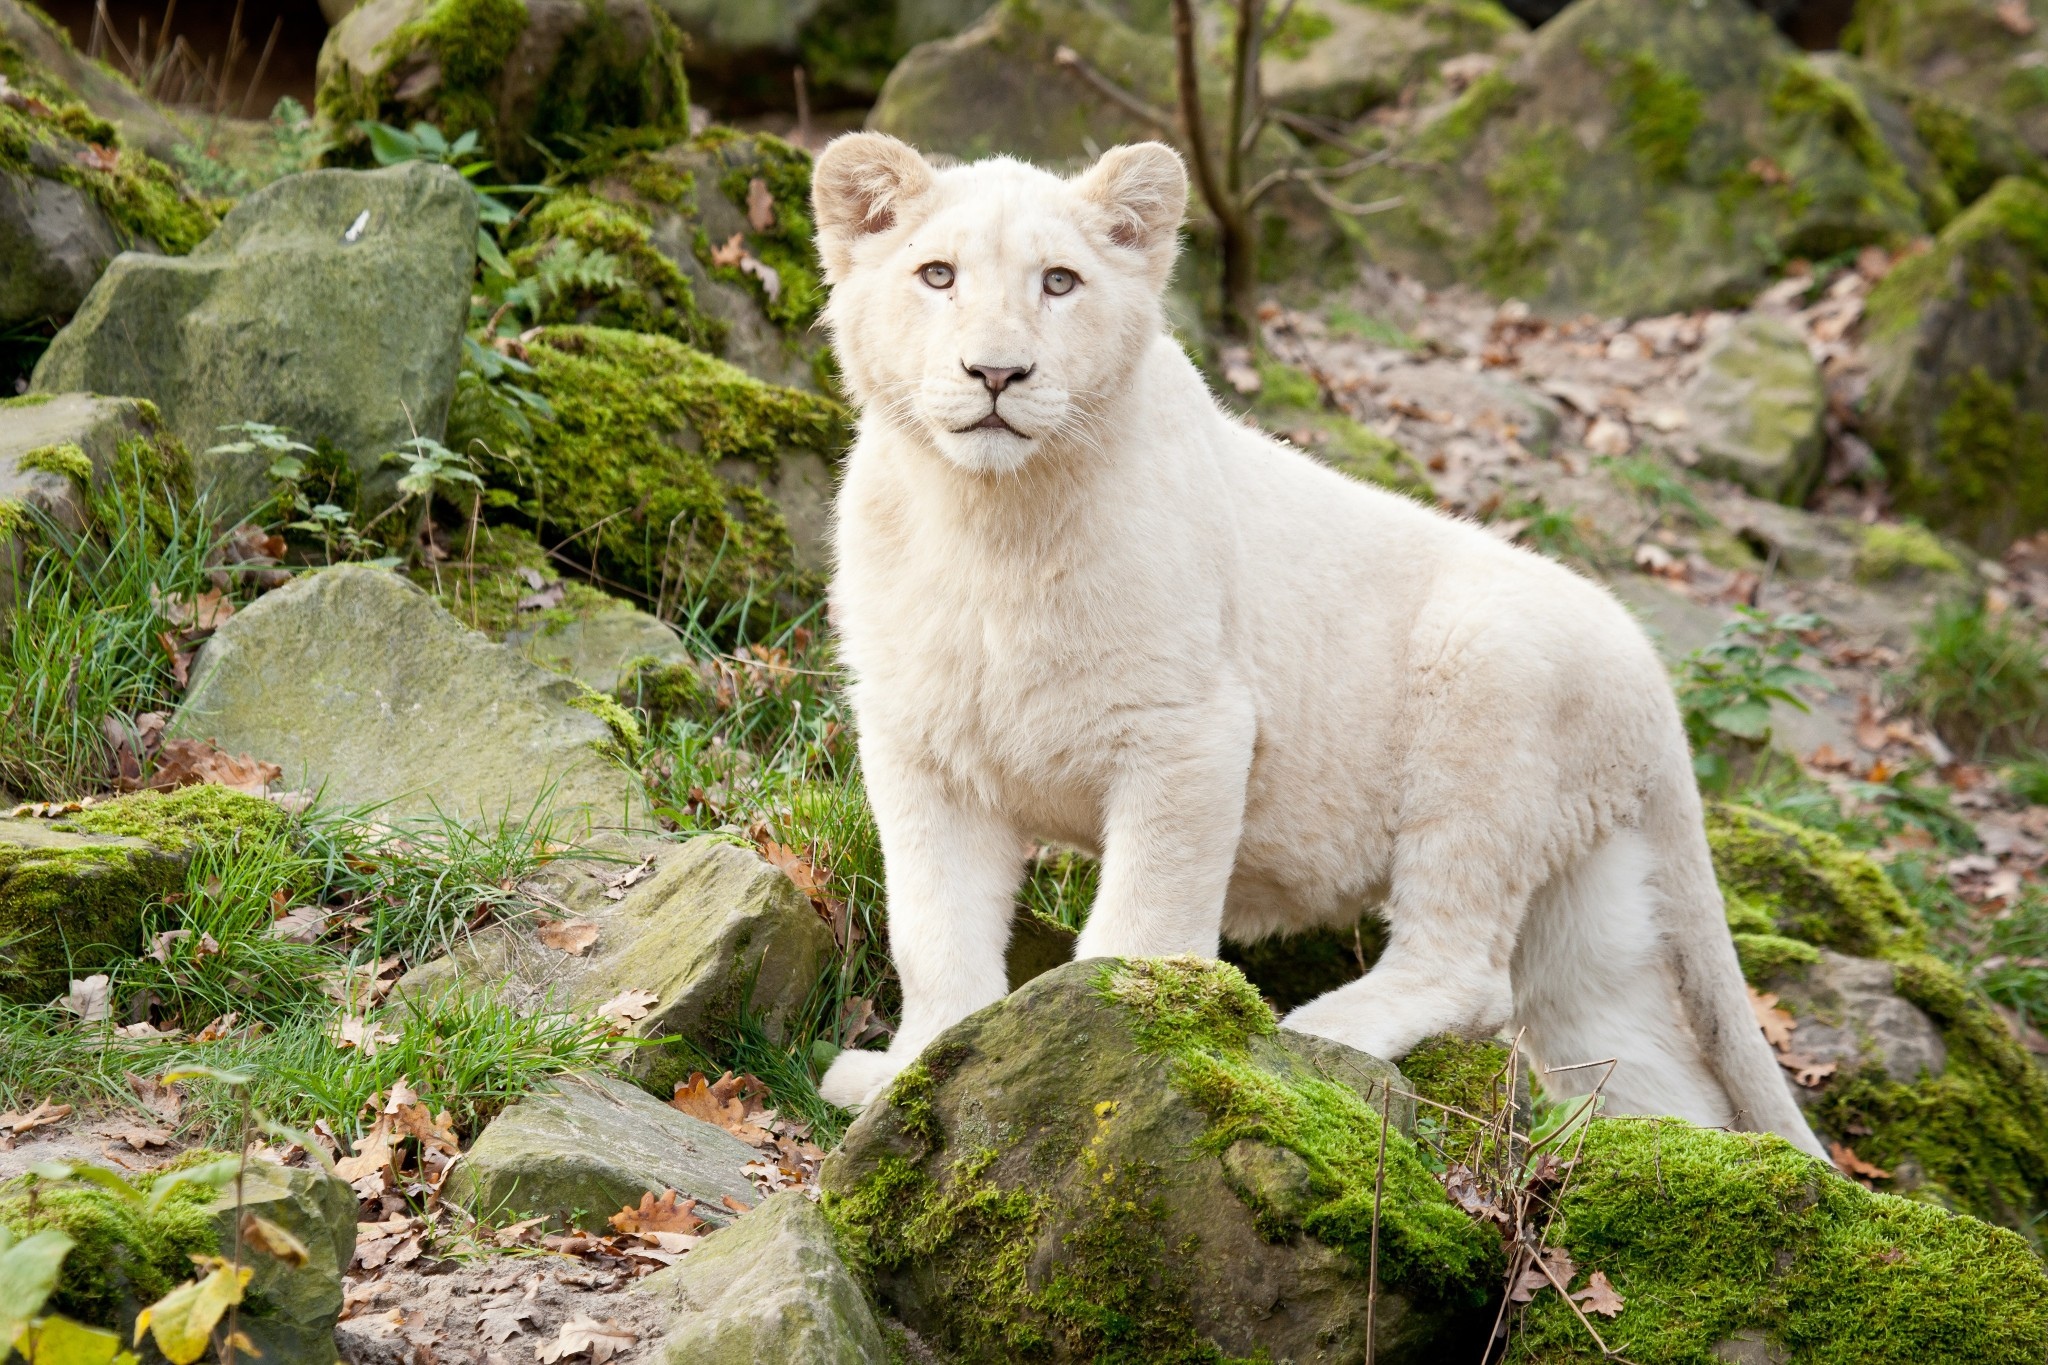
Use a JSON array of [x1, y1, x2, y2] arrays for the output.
[[812, 134, 1187, 474]]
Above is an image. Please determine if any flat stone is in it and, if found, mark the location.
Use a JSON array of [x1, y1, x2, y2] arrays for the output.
[[32, 163, 475, 516], [395, 833, 831, 1075], [1769, 947, 1948, 1095], [442, 1072, 760, 1230], [637, 1190, 888, 1365], [1683, 315, 1826, 505], [168, 565, 644, 829], [0, 393, 184, 538]]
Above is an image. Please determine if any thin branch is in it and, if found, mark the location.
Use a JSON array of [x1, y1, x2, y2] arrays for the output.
[[1052, 45, 1175, 132], [1298, 178, 1405, 217], [1259, 0, 1300, 43], [1269, 105, 1372, 154], [1169, 0, 1231, 229], [1244, 147, 1395, 205]]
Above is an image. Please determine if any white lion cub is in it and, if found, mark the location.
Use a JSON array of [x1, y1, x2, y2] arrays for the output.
[[809, 132, 1825, 1159]]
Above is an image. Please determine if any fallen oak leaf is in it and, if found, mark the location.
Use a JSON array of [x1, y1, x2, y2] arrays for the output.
[[536, 1316, 637, 1365], [330, 1014, 401, 1057], [1748, 986, 1796, 1052], [1570, 1269, 1625, 1318], [609, 1189, 704, 1236], [709, 231, 746, 268], [595, 988, 658, 1028], [1776, 1052, 1837, 1088], [1830, 1141, 1891, 1182], [536, 919, 600, 956], [1, 1100, 73, 1135], [1508, 1245, 1577, 1304], [59, 975, 112, 1024], [720, 1193, 752, 1215], [479, 1304, 538, 1344]]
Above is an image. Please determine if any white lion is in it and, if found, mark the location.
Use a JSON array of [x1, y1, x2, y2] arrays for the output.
[[808, 131, 1824, 1160]]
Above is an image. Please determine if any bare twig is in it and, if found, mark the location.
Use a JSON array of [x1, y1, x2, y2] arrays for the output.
[[239, 16, 283, 119], [1052, 45, 1175, 133], [1298, 178, 1405, 217]]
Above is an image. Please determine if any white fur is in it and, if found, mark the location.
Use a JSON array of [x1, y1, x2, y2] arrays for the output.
[[809, 134, 1826, 1159]]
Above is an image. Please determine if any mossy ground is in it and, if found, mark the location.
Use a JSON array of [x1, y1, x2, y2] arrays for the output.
[[452, 325, 846, 614], [0, 1163, 219, 1327], [0, 827, 183, 1003], [1708, 801, 2048, 1246], [1853, 521, 1964, 581], [57, 784, 287, 850], [1503, 1120, 2048, 1363], [508, 190, 723, 350]]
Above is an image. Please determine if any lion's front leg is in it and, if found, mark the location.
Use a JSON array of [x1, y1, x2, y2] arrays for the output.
[[1072, 701, 1254, 962], [818, 741, 1025, 1110]]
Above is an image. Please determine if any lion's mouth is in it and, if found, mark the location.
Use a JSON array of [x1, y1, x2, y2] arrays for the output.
[[958, 410, 1026, 436]]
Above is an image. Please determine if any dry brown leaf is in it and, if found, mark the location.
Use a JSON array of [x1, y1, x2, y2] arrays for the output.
[[608, 1189, 704, 1236], [709, 231, 746, 268], [78, 142, 119, 172], [335, 1120, 397, 1184], [148, 928, 221, 962], [1748, 986, 1796, 1052], [2, 1100, 73, 1135], [537, 919, 601, 956], [480, 1305, 537, 1344], [739, 253, 780, 301], [746, 177, 776, 231], [669, 1071, 776, 1144], [331, 1014, 401, 1057], [1831, 1141, 1891, 1183], [720, 1193, 752, 1214], [104, 1123, 171, 1150], [1508, 1246, 1578, 1303], [536, 1316, 637, 1365], [241, 1213, 310, 1267], [595, 988, 658, 1028], [1570, 1269, 1625, 1318], [144, 738, 282, 795], [59, 974, 112, 1023], [126, 1071, 184, 1123], [270, 902, 331, 944], [1997, 0, 2037, 34], [193, 1012, 242, 1043], [1777, 1052, 1837, 1088]]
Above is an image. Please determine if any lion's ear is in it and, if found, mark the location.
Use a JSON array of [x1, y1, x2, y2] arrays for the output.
[[812, 133, 936, 279], [1076, 142, 1187, 258]]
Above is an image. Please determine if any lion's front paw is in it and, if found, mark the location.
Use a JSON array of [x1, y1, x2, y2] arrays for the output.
[[819, 1046, 912, 1111]]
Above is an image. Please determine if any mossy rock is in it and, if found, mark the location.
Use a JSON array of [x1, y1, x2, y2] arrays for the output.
[[1682, 314, 1826, 505], [30, 163, 476, 518], [0, 817, 182, 1003], [442, 1071, 761, 1231], [662, 0, 986, 108], [0, 1162, 219, 1328], [564, 128, 831, 394], [1342, 0, 1926, 314], [167, 564, 646, 828], [203, 1159, 357, 1365], [1860, 176, 2048, 554], [821, 957, 1494, 1363], [451, 325, 847, 608], [1709, 801, 2048, 1248], [1259, 0, 1524, 123], [0, 1, 189, 159], [394, 833, 833, 1076], [1498, 1118, 2048, 1363], [316, 0, 690, 179], [1846, 0, 2048, 162]]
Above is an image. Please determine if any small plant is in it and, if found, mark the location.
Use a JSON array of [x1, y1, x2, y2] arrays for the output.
[[170, 97, 321, 196], [1605, 455, 1713, 527], [2006, 753, 2048, 807], [1905, 598, 2048, 757], [1488, 495, 1595, 566], [1674, 608, 1829, 791], [357, 120, 523, 275]]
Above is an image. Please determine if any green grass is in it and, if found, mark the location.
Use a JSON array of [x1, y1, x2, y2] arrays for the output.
[[1905, 598, 2048, 758], [0, 480, 226, 800], [1605, 454, 1713, 526]]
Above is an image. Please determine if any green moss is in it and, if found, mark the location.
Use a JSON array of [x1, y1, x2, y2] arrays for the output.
[[1400, 1034, 1516, 1155], [1475, 126, 1572, 294], [1267, 4, 1336, 59], [1251, 358, 1320, 411], [567, 683, 641, 751], [509, 190, 723, 350], [1099, 958, 1501, 1300], [0, 1168, 219, 1328], [0, 829, 184, 1002], [0, 497, 26, 544], [385, 0, 527, 142], [0, 98, 214, 255], [1503, 1119, 2048, 1363], [1706, 803, 1925, 956], [18, 442, 90, 484], [1854, 521, 1965, 581], [619, 657, 712, 729], [1416, 69, 1517, 162], [0, 394, 53, 408], [1923, 367, 2048, 525], [703, 131, 825, 336], [59, 784, 287, 850], [1608, 49, 1704, 183], [1732, 931, 1822, 981], [453, 326, 847, 611]]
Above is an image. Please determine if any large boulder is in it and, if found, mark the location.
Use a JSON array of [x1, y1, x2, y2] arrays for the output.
[[1682, 314, 1827, 504], [207, 1159, 357, 1365], [1259, 0, 1523, 122], [1344, 0, 1926, 314], [31, 163, 475, 517], [635, 1190, 889, 1364], [1845, 0, 2048, 160], [1860, 176, 2048, 553], [0, 785, 284, 1003], [451, 326, 846, 610], [396, 832, 833, 1084], [821, 957, 1491, 1363], [167, 565, 645, 828], [442, 1072, 761, 1230], [316, 0, 690, 178], [658, 0, 992, 106]]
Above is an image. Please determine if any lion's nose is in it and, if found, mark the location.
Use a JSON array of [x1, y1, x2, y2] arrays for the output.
[[964, 362, 1032, 394]]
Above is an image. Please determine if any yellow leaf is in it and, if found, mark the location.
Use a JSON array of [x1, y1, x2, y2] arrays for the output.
[[136, 1260, 250, 1365], [239, 1215, 308, 1269], [18, 1314, 131, 1365]]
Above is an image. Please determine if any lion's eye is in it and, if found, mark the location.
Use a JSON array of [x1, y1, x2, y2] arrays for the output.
[[1043, 268, 1078, 297], [919, 262, 955, 289]]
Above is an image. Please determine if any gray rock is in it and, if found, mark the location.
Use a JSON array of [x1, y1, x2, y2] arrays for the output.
[[1261, 0, 1522, 121], [507, 602, 691, 695], [0, 173, 125, 328], [168, 565, 644, 829], [442, 1072, 760, 1230], [0, 817, 184, 1003], [208, 1159, 356, 1365], [1683, 315, 1826, 505], [396, 832, 832, 1075], [32, 163, 475, 517], [637, 1191, 888, 1365], [0, 393, 188, 537], [1770, 947, 1948, 1093], [0, 1, 190, 159]]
